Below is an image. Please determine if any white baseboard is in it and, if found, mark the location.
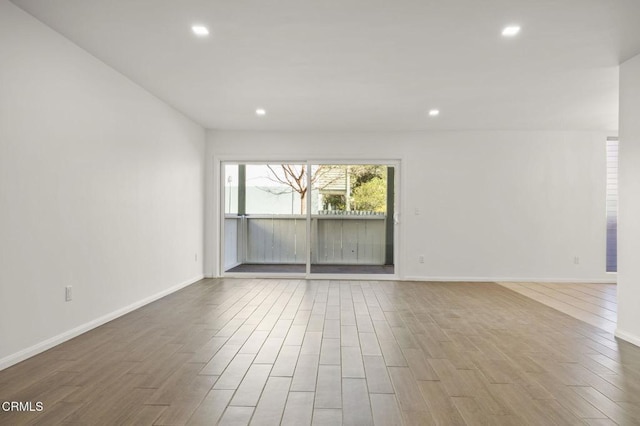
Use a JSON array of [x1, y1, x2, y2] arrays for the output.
[[402, 276, 617, 284], [205, 274, 616, 284], [615, 328, 640, 348], [0, 274, 204, 372]]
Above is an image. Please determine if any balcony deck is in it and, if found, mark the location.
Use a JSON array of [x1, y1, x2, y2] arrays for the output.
[[226, 263, 394, 274]]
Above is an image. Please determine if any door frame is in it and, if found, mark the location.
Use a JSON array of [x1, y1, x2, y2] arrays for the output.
[[215, 156, 401, 280]]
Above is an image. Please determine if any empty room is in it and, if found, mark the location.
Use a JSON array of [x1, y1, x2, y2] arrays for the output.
[[2, 0, 640, 424]]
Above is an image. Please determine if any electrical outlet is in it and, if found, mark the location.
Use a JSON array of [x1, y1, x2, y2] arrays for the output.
[[418, 255, 425, 264], [195, 253, 198, 262], [573, 256, 580, 265], [65, 286, 72, 302], [414, 208, 420, 215]]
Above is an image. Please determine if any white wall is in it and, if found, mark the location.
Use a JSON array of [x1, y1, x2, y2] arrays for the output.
[[617, 53, 640, 347], [0, 0, 205, 368], [206, 130, 613, 283]]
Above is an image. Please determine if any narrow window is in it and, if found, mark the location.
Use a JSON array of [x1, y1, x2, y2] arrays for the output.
[[606, 138, 618, 273]]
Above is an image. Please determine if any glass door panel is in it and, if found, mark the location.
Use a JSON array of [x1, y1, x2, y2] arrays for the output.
[[222, 163, 307, 274], [309, 164, 394, 275]]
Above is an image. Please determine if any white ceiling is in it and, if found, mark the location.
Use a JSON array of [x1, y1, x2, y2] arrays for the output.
[[11, 0, 640, 131]]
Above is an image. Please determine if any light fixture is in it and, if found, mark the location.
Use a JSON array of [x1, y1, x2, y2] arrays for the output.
[[255, 108, 266, 116], [502, 25, 521, 37], [191, 25, 209, 37], [428, 109, 440, 117]]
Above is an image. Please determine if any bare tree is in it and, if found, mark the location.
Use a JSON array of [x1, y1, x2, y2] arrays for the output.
[[264, 165, 340, 214]]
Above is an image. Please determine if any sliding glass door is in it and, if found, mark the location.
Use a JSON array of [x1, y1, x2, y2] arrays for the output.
[[221, 161, 396, 277]]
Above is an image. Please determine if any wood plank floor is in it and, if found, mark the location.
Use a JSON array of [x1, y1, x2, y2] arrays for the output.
[[498, 282, 617, 333], [1, 278, 640, 425]]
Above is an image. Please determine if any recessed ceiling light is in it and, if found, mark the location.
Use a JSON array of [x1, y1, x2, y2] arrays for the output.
[[502, 25, 521, 37], [428, 109, 440, 117], [191, 25, 209, 37], [255, 108, 266, 116]]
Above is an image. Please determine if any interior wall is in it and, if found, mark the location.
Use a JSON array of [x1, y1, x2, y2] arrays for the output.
[[206, 130, 614, 283], [0, 0, 205, 367], [617, 52, 640, 347]]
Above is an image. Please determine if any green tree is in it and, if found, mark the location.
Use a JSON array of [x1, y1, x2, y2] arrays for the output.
[[352, 177, 386, 212], [323, 194, 346, 211], [349, 165, 386, 186]]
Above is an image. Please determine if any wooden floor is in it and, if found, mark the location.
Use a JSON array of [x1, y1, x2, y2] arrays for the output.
[[498, 282, 617, 334], [2, 279, 640, 425]]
